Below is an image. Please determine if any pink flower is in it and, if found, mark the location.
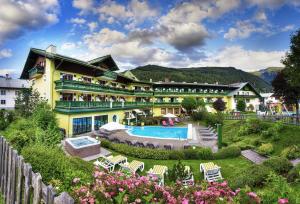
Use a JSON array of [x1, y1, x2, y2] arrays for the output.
[[248, 192, 258, 198], [278, 198, 289, 204], [182, 198, 189, 204]]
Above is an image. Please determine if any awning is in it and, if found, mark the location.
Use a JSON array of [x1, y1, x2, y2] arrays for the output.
[[163, 113, 177, 118]]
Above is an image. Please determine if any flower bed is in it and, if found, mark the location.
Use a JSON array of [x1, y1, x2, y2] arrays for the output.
[[73, 168, 260, 204]]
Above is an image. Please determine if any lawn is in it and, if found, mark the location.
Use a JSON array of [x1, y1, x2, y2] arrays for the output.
[[99, 148, 252, 186]]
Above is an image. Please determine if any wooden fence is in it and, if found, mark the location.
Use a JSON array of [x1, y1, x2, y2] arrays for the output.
[[0, 137, 74, 204]]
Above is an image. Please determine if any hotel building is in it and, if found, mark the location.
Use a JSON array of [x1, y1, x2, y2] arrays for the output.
[[20, 45, 262, 136]]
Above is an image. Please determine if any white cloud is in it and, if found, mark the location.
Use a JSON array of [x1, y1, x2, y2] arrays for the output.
[[224, 20, 267, 40], [0, 0, 59, 44], [72, 0, 94, 13], [198, 46, 285, 71], [247, 0, 300, 8], [281, 24, 295, 32], [0, 68, 17, 76], [61, 42, 77, 50], [87, 22, 98, 32], [0, 49, 12, 59], [69, 17, 86, 24], [255, 10, 267, 22]]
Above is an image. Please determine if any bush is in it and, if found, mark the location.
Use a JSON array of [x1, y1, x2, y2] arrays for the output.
[[213, 98, 226, 112], [238, 118, 266, 136], [101, 140, 235, 160], [262, 156, 293, 175], [214, 146, 241, 159], [205, 112, 224, 126], [0, 110, 16, 130], [287, 163, 300, 182], [21, 144, 93, 192], [236, 100, 246, 112], [257, 143, 273, 156], [168, 160, 191, 182], [191, 110, 207, 121], [280, 145, 300, 159], [231, 164, 272, 189]]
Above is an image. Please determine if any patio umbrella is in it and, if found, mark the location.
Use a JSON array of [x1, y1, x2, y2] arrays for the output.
[[100, 122, 126, 131], [163, 113, 177, 118]]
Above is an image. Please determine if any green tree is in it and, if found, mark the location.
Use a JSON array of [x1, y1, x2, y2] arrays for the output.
[[15, 87, 45, 118], [213, 98, 226, 112], [281, 29, 300, 117], [181, 97, 199, 114], [272, 71, 300, 117], [236, 100, 246, 112]]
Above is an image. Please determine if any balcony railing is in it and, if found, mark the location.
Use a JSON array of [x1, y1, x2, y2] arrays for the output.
[[55, 80, 134, 95], [28, 65, 44, 79], [55, 101, 153, 113], [153, 101, 181, 106], [154, 90, 228, 96]]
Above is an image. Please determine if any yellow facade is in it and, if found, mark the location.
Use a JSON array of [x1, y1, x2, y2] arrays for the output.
[[22, 47, 261, 137]]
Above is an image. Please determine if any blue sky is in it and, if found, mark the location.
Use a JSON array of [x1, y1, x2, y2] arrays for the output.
[[0, 0, 299, 78]]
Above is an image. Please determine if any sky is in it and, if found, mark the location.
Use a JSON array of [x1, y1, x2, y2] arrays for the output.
[[0, 0, 299, 78]]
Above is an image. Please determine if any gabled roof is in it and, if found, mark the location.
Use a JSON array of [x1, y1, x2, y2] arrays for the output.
[[228, 82, 261, 97], [20, 48, 118, 79], [88, 55, 119, 71], [0, 77, 30, 89]]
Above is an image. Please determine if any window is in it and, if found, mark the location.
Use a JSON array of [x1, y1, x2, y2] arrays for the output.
[[246, 99, 250, 103], [82, 77, 91, 83], [62, 74, 73, 81], [15, 90, 19, 96], [161, 108, 166, 114], [1, 100, 5, 105], [94, 115, 108, 130], [72, 117, 92, 135], [0, 90, 6, 95], [62, 93, 73, 101], [174, 108, 180, 114]]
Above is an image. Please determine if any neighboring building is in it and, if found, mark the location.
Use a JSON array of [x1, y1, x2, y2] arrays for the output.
[[0, 75, 29, 110], [20, 45, 262, 136]]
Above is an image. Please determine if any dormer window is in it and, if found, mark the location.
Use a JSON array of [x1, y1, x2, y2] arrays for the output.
[[62, 73, 73, 81]]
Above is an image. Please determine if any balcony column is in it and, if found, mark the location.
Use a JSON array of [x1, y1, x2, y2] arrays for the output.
[[110, 101, 113, 109], [92, 116, 95, 131], [122, 101, 124, 108]]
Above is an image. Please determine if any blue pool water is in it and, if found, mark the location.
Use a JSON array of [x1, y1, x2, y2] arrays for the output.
[[70, 138, 95, 147], [126, 126, 188, 139]]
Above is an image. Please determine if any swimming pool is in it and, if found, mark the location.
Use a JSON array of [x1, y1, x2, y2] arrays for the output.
[[126, 126, 189, 140]]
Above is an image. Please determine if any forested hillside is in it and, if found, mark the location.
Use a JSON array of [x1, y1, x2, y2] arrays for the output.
[[129, 65, 272, 92], [251, 67, 283, 84]]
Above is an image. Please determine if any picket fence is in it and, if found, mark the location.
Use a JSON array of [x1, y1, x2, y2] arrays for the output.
[[0, 136, 74, 204]]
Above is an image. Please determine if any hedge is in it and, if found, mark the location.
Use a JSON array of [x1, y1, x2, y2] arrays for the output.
[[101, 140, 241, 160]]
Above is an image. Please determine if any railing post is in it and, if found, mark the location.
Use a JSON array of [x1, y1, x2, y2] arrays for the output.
[[122, 101, 124, 108], [110, 101, 113, 109]]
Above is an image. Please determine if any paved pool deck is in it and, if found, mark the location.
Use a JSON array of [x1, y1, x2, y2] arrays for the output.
[[90, 122, 218, 152]]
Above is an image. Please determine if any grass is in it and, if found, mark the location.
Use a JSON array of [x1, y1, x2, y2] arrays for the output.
[[99, 148, 252, 186], [0, 194, 3, 204], [222, 120, 300, 156]]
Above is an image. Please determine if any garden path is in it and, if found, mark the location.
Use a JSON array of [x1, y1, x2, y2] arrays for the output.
[[241, 149, 267, 164]]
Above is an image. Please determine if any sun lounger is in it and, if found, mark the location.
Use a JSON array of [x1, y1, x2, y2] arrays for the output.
[[147, 142, 160, 149], [164, 143, 173, 150], [147, 165, 168, 186], [200, 162, 223, 182], [120, 160, 144, 174], [182, 166, 194, 186], [94, 155, 127, 172], [174, 118, 180, 123], [169, 119, 174, 126], [162, 120, 168, 126], [199, 125, 211, 130]]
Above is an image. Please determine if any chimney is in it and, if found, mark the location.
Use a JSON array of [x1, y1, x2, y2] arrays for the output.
[[5, 74, 9, 80], [46, 45, 56, 54], [164, 78, 170, 82]]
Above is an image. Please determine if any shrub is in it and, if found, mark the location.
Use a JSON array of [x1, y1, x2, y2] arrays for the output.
[[0, 110, 16, 130], [205, 112, 224, 126], [168, 160, 191, 182], [257, 143, 273, 156], [73, 170, 259, 203], [191, 110, 207, 121], [21, 144, 93, 192], [169, 150, 185, 160], [236, 100, 246, 112], [181, 97, 199, 114], [262, 156, 293, 175], [101, 140, 235, 160], [214, 146, 241, 159], [259, 172, 300, 204], [287, 163, 300, 182], [280, 145, 300, 159], [231, 164, 272, 189]]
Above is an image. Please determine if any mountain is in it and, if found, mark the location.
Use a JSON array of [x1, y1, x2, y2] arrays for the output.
[[128, 65, 272, 92], [251, 67, 283, 84]]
